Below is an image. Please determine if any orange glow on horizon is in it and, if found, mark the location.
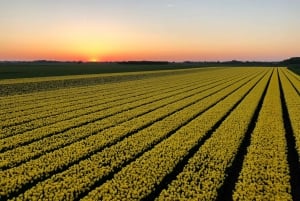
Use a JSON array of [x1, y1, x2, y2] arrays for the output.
[[0, 43, 297, 62], [0, 29, 298, 62], [88, 58, 99, 62]]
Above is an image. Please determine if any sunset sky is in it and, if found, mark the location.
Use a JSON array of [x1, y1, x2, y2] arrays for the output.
[[1, 0, 299, 62]]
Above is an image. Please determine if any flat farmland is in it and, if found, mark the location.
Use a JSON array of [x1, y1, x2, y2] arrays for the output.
[[0, 67, 299, 201]]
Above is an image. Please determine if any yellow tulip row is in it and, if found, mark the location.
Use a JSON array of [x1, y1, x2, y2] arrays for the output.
[[0, 72, 239, 170], [0, 69, 169, 85], [0, 69, 240, 138], [0, 67, 212, 85], [279, 68, 300, 163], [284, 68, 300, 92], [233, 69, 292, 201], [0, 68, 211, 117], [156, 69, 272, 200], [80, 69, 266, 201], [1, 69, 213, 123], [1, 79, 166, 123], [0, 70, 208, 117], [0, 69, 246, 151], [0, 69, 262, 199], [0, 75, 204, 135], [0, 67, 230, 108], [0, 74, 150, 110], [0, 81, 109, 107], [0, 68, 207, 97]]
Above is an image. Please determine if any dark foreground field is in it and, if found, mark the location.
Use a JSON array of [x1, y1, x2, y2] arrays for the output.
[[0, 62, 203, 79]]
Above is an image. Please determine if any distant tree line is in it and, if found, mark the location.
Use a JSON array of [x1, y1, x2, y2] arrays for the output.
[[281, 57, 300, 65], [282, 57, 300, 75], [116, 61, 169, 65]]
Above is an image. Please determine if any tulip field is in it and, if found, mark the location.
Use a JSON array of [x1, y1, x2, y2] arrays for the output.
[[0, 67, 299, 201]]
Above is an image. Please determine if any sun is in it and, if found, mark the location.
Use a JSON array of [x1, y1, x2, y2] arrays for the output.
[[89, 58, 99, 62]]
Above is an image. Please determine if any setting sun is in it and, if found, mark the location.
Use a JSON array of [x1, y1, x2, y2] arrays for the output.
[[89, 58, 99, 62]]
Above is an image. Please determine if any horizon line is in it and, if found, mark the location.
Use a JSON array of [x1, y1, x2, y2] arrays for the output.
[[0, 59, 289, 63]]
